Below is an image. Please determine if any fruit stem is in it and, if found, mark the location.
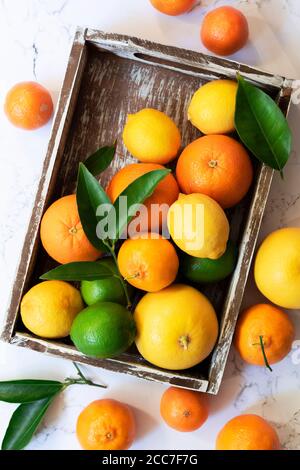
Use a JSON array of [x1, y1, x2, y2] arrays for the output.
[[106, 243, 132, 309], [64, 362, 107, 389], [259, 336, 273, 372]]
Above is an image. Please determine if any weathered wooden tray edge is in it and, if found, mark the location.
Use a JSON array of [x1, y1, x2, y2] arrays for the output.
[[1, 27, 295, 394]]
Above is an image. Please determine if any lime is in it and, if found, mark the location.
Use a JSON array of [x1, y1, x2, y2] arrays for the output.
[[180, 240, 238, 283], [81, 258, 131, 306], [70, 302, 136, 358]]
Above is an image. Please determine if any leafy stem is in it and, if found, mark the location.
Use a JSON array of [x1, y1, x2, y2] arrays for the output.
[[252, 336, 273, 372], [63, 362, 107, 389], [104, 241, 132, 309]]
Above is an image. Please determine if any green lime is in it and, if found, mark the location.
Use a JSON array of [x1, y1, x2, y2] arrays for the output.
[[70, 302, 136, 358], [180, 240, 238, 283], [81, 258, 131, 306]]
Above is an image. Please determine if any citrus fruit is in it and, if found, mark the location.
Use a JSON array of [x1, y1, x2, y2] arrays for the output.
[[122, 108, 181, 164], [150, 0, 195, 16], [160, 386, 208, 432], [134, 284, 219, 370], [77, 399, 135, 450], [70, 302, 136, 357], [234, 304, 294, 367], [176, 135, 253, 208], [40, 194, 101, 264], [106, 163, 179, 231], [254, 228, 300, 309], [4, 81, 53, 130], [188, 79, 238, 134], [20, 280, 84, 338], [167, 193, 229, 259], [117, 233, 179, 292], [80, 258, 132, 306], [201, 6, 249, 56], [181, 240, 237, 283], [216, 414, 280, 450]]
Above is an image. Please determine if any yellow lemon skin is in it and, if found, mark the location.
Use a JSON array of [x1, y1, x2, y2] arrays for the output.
[[122, 108, 181, 164], [167, 193, 229, 259], [188, 80, 238, 135], [21, 280, 84, 338], [134, 284, 219, 370], [254, 228, 300, 309]]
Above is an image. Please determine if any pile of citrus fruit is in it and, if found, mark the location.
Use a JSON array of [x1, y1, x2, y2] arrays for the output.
[[20, 76, 256, 373], [5, 1, 297, 452]]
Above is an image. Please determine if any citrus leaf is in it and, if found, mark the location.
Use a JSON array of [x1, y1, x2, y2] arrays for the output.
[[0, 380, 63, 403], [235, 74, 292, 172], [76, 163, 112, 252], [112, 169, 170, 242], [84, 143, 116, 176], [1, 395, 57, 450], [40, 261, 115, 281]]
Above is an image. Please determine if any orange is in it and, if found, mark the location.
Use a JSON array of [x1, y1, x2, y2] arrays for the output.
[[201, 6, 249, 56], [40, 194, 101, 264], [176, 135, 253, 209], [160, 386, 208, 432], [150, 0, 195, 16], [234, 303, 294, 367], [4, 81, 53, 130], [117, 233, 179, 292], [107, 163, 179, 231], [216, 414, 281, 450], [76, 399, 136, 450]]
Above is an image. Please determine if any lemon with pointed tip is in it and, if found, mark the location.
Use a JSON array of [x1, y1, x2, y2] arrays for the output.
[[134, 284, 219, 370], [167, 193, 230, 259], [122, 108, 181, 164], [20, 280, 84, 338], [188, 80, 238, 134]]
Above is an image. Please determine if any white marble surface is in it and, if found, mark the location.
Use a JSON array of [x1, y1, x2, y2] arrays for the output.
[[0, 0, 300, 450]]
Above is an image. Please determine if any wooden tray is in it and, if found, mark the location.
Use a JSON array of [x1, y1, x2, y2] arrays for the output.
[[1, 28, 294, 394]]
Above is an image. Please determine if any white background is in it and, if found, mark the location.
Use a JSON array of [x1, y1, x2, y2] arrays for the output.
[[1, 0, 300, 450]]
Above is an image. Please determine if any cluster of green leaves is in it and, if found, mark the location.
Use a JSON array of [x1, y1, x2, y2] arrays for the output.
[[235, 74, 292, 175], [0, 363, 105, 450], [41, 142, 170, 306]]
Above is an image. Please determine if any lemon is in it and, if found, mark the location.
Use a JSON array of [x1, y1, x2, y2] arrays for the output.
[[122, 108, 181, 164], [20, 280, 84, 338], [167, 193, 229, 259], [134, 284, 219, 370], [254, 228, 300, 309], [188, 80, 238, 134]]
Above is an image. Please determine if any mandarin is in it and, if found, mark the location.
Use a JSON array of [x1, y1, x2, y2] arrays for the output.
[[107, 163, 179, 231], [160, 387, 208, 432], [150, 0, 195, 16], [176, 135, 253, 208], [201, 6, 249, 56], [216, 414, 280, 450], [117, 233, 179, 292], [76, 399, 135, 450], [5, 81, 53, 130], [40, 194, 101, 264], [234, 303, 294, 367]]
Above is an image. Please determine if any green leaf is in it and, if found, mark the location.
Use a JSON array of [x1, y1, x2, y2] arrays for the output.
[[84, 144, 116, 176], [40, 261, 115, 281], [112, 169, 170, 241], [1, 395, 57, 450], [76, 163, 112, 252], [235, 74, 292, 172], [0, 380, 63, 403]]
